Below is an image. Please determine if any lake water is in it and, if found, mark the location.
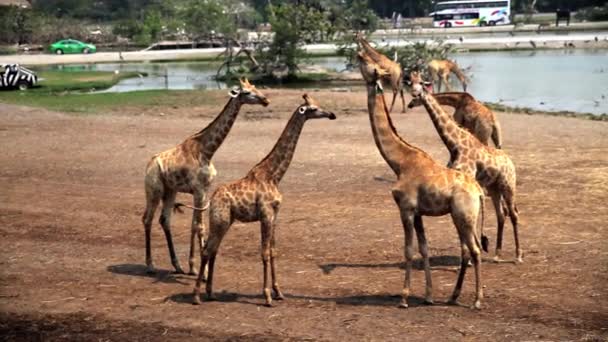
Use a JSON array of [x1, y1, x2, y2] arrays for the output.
[[47, 49, 608, 115]]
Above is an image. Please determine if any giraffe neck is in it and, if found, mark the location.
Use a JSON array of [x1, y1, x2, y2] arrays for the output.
[[359, 39, 388, 64], [191, 97, 242, 160], [367, 84, 421, 175], [251, 111, 307, 184], [430, 92, 469, 109], [448, 62, 467, 83], [419, 92, 468, 156]]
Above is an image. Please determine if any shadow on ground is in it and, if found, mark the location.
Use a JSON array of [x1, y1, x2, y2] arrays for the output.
[[107, 264, 192, 285], [318, 255, 463, 274], [167, 290, 436, 308]]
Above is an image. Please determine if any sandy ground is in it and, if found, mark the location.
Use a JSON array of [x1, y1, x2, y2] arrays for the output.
[[1, 89, 607, 341]]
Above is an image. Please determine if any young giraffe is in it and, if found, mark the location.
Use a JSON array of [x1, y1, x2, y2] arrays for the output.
[[407, 92, 503, 148], [358, 51, 485, 309], [427, 59, 468, 92], [190, 94, 336, 307], [142, 78, 269, 275], [355, 32, 406, 113], [408, 71, 522, 263]]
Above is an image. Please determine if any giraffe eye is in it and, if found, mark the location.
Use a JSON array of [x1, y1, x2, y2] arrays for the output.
[[298, 106, 307, 114]]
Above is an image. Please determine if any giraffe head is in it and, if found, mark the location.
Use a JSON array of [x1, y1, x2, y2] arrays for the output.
[[297, 94, 336, 120], [405, 70, 433, 99], [357, 51, 388, 90], [228, 78, 270, 106]]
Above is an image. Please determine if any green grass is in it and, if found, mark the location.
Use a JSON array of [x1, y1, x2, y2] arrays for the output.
[[0, 89, 225, 113], [31, 70, 145, 93], [0, 69, 192, 113], [485, 102, 608, 121]]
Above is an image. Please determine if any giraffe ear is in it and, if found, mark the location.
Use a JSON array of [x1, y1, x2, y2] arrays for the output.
[[229, 87, 240, 98], [298, 106, 307, 114]]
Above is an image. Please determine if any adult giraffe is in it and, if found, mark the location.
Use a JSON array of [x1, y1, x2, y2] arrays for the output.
[[142, 78, 269, 275]]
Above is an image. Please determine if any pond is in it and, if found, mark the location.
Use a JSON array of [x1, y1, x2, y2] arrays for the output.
[[46, 49, 608, 115]]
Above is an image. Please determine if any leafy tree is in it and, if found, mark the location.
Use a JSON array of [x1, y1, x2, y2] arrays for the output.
[[256, 3, 305, 76], [182, 0, 237, 40], [133, 10, 162, 45]]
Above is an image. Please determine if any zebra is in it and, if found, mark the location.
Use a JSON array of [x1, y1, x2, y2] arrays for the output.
[[0, 64, 38, 90]]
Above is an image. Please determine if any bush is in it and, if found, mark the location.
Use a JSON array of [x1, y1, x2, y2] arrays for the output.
[[575, 5, 608, 21], [382, 40, 454, 75]]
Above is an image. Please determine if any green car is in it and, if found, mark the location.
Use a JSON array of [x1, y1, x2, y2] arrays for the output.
[[49, 39, 97, 55]]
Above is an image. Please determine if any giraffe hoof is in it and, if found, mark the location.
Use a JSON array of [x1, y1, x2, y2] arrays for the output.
[[145, 266, 156, 274], [192, 295, 202, 305], [398, 301, 409, 309], [492, 256, 502, 263], [264, 302, 274, 308], [206, 293, 216, 301], [447, 299, 458, 306], [472, 301, 482, 310], [423, 298, 434, 305], [188, 269, 198, 276], [274, 293, 285, 300], [173, 268, 185, 275], [515, 257, 524, 264]]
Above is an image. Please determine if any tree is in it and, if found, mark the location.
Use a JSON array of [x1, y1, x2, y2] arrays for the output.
[[182, 0, 236, 40]]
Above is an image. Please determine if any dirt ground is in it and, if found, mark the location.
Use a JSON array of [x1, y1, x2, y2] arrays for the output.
[[1, 89, 607, 341]]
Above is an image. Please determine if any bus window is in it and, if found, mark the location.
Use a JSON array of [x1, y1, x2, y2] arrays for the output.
[[459, 12, 480, 19], [434, 14, 454, 20]]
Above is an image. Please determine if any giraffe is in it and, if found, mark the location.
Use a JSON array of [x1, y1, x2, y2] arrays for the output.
[[355, 32, 406, 113], [407, 92, 503, 148], [189, 94, 336, 307], [408, 71, 522, 263], [358, 51, 486, 309], [427, 59, 468, 93], [142, 78, 269, 275]]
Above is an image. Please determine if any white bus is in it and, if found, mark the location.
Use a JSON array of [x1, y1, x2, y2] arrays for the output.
[[431, 0, 511, 28]]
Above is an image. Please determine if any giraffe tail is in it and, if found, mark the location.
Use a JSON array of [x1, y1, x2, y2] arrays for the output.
[[173, 201, 210, 213], [479, 195, 489, 253]]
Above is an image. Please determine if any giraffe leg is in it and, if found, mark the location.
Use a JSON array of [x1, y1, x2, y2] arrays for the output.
[[192, 248, 209, 305], [490, 189, 505, 262], [159, 191, 184, 274], [142, 192, 161, 274], [400, 87, 406, 113], [448, 239, 470, 305], [414, 215, 433, 304], [398, 209, 415, 308], [442, 73, 452, 92], [261, 218, 273, 307], [270, 213, 284, 300], [389, 89, 398, 113], [188, 192, 207, 277], [193, 217, 230, 304], [463, 223, 483, 309], [504, 192, 523, 263]]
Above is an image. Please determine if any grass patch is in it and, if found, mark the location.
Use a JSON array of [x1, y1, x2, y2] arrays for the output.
[[31, 70, 145, 93], [485, 102, 608, 121], [0, 89, 225, 114]]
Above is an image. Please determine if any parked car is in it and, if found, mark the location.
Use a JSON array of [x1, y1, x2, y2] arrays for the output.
[[49, 39, 97, 55], [0, 64, 38, 90]]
